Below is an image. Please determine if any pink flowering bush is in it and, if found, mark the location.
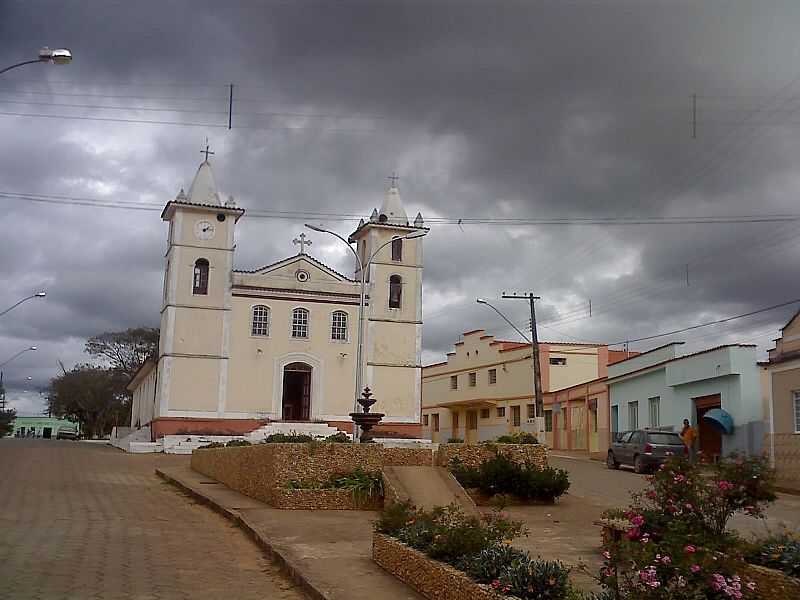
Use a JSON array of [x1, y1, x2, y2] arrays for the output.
[[597, 454, 776, 599]]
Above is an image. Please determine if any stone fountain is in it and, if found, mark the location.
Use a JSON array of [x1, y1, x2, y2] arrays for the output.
[[349, 387, 384, 443]]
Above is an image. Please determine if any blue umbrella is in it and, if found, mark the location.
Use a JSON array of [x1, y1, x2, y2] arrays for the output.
[[702, 408, 734, 435]]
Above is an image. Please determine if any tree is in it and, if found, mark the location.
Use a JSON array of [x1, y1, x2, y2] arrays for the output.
[[85, 327, 159, 379], [0, 408, 15, 437], [48, 365, 129, 439]]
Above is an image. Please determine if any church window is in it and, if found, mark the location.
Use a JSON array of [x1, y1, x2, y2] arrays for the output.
[[251, 305, 270, 337], [292, 307, 309, 339], [193, 259, 209, 295], [163, 260, 170, 303], [391, 237, 403, 261], [331, 310, 348, 341], [389, 275, 402, 309]]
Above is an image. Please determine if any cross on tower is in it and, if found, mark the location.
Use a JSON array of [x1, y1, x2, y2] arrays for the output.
[[201, 139, 215, 162], [388, 172, 399, 188], [293, 232, 312, 254]]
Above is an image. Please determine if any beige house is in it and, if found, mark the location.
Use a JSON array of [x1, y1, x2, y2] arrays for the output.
[[129, 158, 427, 439], [421, 329, 618, 450], [765, 309, 800, 490]]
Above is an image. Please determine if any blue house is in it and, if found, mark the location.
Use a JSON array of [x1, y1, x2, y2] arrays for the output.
[[607, 343, 763, 460]]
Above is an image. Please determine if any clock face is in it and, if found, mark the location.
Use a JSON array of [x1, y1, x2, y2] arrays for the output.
[[194, 220, 215, 240]]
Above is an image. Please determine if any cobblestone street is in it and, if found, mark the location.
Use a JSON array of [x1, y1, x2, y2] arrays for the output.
[[0, 439, 307, 600]]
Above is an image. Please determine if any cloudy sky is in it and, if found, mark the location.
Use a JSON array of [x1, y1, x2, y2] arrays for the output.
[[2, 0, 799, 415]]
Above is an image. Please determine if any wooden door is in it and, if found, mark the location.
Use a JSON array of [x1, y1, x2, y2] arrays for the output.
[[694, 395, 722, 461]]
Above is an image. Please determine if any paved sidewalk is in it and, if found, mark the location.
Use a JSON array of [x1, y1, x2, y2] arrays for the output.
[[158, 464, 423, 600], [0, 440, 306, 600]]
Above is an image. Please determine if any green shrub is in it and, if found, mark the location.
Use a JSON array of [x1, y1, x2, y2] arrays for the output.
[[496, 431, 539, 444], [225, 439, 251, 447], [329, 468, 383, 503], [452, 454, 570, 503], [265, 432, 314, 443], [447, 437, 464, 443], [375, 500, 415, 536], [198, 441, 225, 449], [497, 555, 572, 599], [324, 431, 352, 443], [746, 531, 800, 579], [460, 544, 527, 582]]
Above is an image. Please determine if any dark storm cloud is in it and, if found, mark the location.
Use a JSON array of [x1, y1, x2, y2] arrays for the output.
[[1, 0, 800, 413]]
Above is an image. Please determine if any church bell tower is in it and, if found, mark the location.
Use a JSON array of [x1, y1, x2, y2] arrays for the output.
[[157, 152, 245, 419], [349, 177, 428, 428]]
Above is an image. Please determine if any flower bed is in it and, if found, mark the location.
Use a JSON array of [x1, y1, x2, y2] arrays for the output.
[[373, 502, 580, 599], [450, 453, 570, 504]]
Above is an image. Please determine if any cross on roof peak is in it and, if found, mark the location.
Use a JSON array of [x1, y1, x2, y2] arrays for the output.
[[201, 138, 215, 162], [293, 232, 312, 254], [388, 172, 399, 188]]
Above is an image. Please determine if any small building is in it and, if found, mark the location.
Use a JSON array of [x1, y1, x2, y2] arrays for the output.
[[421, 329, 626, 455], [763, 309, 800, 490], [10, 416, 80, 439], [607, 342, 763, 460]]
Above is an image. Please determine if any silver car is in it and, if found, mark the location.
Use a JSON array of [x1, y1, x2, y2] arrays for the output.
[[607, 430, 685, 473]]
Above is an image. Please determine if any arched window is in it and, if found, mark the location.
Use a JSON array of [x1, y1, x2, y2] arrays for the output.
[[331, 310, 348, 341], [389, 275, 402, 309], [251, 305, 270, 336], [193, 258, 209, 295], [292, 307, 309, 338], [391, 237, 403, 261]]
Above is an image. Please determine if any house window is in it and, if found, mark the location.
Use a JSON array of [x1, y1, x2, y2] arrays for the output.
[[549, 357, 567, 366], [527, 404, 535, 419], [432, 413, 440, 432], [291, 307, 309, 338], [450, 375, 458, 390], [389, 275, 402, 309], [648, 396, 660, 428], [192, 258, 209, 295], [488, 368, 497, 384], [611, 405, 619, 433], [544, 410, 553, 432], [497, 407, 506, 418], [480, 408, 490, 419], [469, 372, 477, 387], [423, 414, 429, 427], [628, 401, 639, 430], [251, 305, 270, 336], [512, 405, 521, 427], [391, 237, 402, 261], [331, 310, 348, 341], [794, 391, 800, 433]]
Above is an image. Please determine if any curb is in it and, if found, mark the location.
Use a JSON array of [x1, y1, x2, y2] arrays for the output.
[[156, 468, 328, 600]]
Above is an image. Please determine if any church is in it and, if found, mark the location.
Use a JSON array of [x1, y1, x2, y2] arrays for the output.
[[128, 156, 428, 440]]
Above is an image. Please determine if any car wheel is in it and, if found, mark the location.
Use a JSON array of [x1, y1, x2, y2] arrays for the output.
[[606, 451, 619, 469], [634, 455, 647, 474]]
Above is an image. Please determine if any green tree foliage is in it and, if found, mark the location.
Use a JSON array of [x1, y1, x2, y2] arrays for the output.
[[85, 327, 159, 378], [0, 408, 16, 437], [47, 365, 129, 439]]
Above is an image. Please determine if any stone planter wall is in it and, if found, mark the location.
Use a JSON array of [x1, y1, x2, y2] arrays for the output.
[[271, 488, 382, 511], [436, 443, 548, 470], [741, 562, 800, 600], [191, 442, 432, 508], [372, 533, 508, 600]]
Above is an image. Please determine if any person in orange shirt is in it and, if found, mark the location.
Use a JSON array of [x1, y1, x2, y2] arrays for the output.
[[680, 418, 698, 463]]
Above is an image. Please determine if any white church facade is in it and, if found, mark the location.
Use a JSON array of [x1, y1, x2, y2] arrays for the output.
[[128, 158, 427, 440]]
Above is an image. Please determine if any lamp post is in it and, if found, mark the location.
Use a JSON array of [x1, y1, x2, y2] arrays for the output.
[[0, 292, 46, 318], [0, 347, 37, 412], [0, 346, 38, 369], [306, 224, 427, 440], [0, 48, 72, 76]]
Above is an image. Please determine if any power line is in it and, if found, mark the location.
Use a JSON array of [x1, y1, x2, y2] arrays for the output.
[[608, 299, 800, 346]]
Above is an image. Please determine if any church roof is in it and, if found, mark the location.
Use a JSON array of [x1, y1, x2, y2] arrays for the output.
[[379, 184, 408, 225], [160, 200, 244, 221], [187, 160, 220, 205], [234, 252, 357, 283]]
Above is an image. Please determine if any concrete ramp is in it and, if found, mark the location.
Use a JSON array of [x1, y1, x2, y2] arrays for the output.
[[382, 466, 479, 517]]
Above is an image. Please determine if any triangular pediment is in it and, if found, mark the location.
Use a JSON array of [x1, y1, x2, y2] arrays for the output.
[[237, 254, 355, 284]]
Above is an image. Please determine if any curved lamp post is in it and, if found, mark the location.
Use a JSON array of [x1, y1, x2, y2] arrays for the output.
[[306, 223, 427, 440], [0, 291, 46, 318], [1, 346, 38, 369], [0, 47, 72, 76]]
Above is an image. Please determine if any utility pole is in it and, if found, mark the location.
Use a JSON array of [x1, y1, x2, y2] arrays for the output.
[[502, 292, 543, 419]]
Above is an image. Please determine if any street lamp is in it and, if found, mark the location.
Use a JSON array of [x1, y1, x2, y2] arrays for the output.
[[0, 291, 46, 318], [476, 298, 531, 343], [306, 223, 428, 440], [0, 346, 38, 368], [0, 48, 72, 76]]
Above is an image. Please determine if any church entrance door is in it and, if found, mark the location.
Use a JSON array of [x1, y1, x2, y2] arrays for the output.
[[282, 362, 312, 421]]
